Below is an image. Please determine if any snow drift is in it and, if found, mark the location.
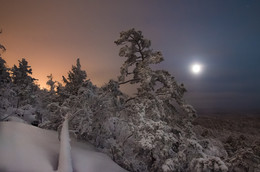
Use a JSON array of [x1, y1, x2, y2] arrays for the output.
[[0, 121, 127, 172], [57, 114, 73, 172]]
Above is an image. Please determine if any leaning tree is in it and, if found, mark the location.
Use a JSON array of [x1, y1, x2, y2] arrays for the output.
[[115, 28, 196, 118]]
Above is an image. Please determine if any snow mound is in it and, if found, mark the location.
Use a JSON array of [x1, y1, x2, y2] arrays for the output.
[[0, 121, 127, 172], [57, 114, 73, 172]]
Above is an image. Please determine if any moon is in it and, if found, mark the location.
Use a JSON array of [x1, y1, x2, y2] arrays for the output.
[[191, 63, 202, 74]]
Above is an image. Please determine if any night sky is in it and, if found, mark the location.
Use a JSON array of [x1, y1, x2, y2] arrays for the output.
[[0, 1, 260, 114]]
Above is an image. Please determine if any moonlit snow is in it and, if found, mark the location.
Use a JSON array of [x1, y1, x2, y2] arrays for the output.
[[0, 121, 127, 172]]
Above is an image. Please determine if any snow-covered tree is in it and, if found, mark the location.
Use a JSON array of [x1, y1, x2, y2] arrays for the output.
[[115, 28, 163, 95], [11, 58, 36, 86], [62, 58, 87, 95], [0, 31, 10, 85], [0, 57, 11, 85], [11, 58, 38, 107], [115, 28, 196, 119]]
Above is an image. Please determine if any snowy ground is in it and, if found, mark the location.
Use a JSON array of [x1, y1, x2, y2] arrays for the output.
[[0, 121, 127, 172]]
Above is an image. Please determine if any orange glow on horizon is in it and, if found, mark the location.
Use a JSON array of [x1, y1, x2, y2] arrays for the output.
[[1, 31, 120, 90]]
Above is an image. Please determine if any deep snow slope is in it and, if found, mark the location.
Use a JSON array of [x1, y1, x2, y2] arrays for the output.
[[0, 122, 127, 172]]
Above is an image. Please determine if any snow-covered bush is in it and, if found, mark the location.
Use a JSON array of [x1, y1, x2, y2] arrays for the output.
[[227, 148, 260, 172], [189, 156, 228, 172]]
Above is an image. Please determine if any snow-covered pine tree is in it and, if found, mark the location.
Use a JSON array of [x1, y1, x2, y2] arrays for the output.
[[0, 36, 40, 123], [0, 31, 10, 85], [0, 57, 11, 85], [109, 29, 227, 171], [41, 59, 98, 131], [0, 31, 13, 121], [62, 58, 87, 95], [115, 28, 163, 95], [11, 58, 38, 106], [11, 58, 36, 87], [115, 28, 196, 120]]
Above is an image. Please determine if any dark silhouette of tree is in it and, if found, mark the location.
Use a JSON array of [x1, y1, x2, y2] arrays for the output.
[[46, 74, 56, 93], [0, 30, 6, 56], [62, 58, 87, 95], [0, 57, 11, 85], [0, 31, 10, 85], [11, 58, 36, 86]]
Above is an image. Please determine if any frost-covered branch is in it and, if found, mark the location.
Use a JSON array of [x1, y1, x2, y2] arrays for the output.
[[119, 78, 139, 85]]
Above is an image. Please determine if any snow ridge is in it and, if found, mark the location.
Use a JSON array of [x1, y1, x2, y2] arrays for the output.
[[57, 114, 73, 172]]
